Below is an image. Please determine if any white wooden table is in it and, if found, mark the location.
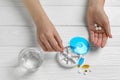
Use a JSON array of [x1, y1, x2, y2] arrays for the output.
[[0, 0, 120, 80]]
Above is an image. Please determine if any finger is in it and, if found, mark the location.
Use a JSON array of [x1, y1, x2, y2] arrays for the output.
[[101, 33, 108, 48], [97, 33, 102, 47], [54, 33, 64, 50], [87, 24, 95, 44], [37, 35, 47, 51], [94, 33, 98, 46], [103, 22, 112, 38], [95, 29, 104, 34], [48, 36, 63, 52], [46, 39, 55, 51], [40, 36, 54, 51], [43, 40, 54, 51], [90, 31, 94, 43], [38, 39, 47, 51]]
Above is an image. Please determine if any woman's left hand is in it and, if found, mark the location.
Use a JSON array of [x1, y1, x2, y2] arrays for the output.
[[87, 4, 112, 48]]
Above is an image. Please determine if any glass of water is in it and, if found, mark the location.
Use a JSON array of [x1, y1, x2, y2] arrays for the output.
[[18, 48, 44, 72]]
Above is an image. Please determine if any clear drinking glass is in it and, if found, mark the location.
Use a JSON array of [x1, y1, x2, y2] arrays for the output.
[[18, 48, 44, 72]]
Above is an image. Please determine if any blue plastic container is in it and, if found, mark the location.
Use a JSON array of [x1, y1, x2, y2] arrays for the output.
[[70, 36, 90, 55]]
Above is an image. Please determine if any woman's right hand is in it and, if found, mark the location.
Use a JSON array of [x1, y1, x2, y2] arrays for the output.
[[23, 0, 64, 52], [35, 17, 64, 52]]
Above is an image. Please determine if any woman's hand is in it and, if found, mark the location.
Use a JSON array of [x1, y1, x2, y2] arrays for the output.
[[87, 0, 112, 48], [36, 17, 64, 52], [23, 0, 64, 52]]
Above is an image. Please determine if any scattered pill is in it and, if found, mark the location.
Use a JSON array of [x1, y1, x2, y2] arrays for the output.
[[82, 64, 90, 69], [83, 72, 88, 75], [77, 64, 91, 75], [89, 70, 91, 72], [78, 69, 82, 74], [84, 70, 88, 72], [78, 57, 84, 66], [77, 65, 80, 68]]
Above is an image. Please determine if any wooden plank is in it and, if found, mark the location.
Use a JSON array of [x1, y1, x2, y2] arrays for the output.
[[6, 46, 120, 66], [0, 46, 119, 80], [56, 26, 120, 47], [0, 0, 23, 6], [0, 7, 33, 26], [43, 6, 120, 26], [0, 65, 119, 80], [0, 26, 119, 47], [0, 0, 120, 6], [0, 46, 120, 66], [41, 0, 120, 7], [40, 0, 120, 6], [0, 26, 37, 47], [0, 6, 120, 26]]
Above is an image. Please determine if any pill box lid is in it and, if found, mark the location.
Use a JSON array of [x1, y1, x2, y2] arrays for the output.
[[70, 36, 90, 55]]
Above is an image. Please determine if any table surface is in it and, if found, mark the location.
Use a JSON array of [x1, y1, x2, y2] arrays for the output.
[[0, 0, 120, 80]]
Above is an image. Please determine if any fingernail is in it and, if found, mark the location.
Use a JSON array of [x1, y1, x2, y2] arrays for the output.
[[110, 35, 112, 38], [101, 44, 104, 48], [60, 48, 63, 51], [109, 34, 112, 38]]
